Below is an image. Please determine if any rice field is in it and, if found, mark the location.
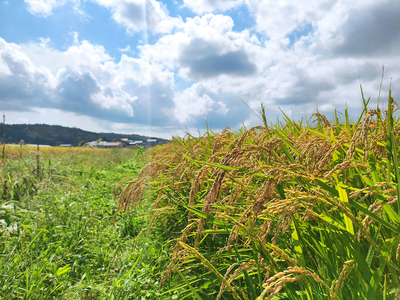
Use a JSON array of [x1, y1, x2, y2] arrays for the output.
[[117, 86, 400, 299], [0, 144, 108, 161]]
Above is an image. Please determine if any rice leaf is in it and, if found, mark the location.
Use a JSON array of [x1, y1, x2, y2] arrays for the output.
[[291, 219, 306, 267], [337, 184, 354, 235], [172, 262, 203, 300]]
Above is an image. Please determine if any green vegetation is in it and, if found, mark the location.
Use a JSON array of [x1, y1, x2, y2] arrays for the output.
[[2, 84, 400, 299], [0, 148, 174, 299], [117, 86, 400, 299]]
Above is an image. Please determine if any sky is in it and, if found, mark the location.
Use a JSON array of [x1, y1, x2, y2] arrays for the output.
[[0, 0, 399, 139]]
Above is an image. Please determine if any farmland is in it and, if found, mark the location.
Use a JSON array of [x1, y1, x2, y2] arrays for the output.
[[116, 87, 400, 299], [1, 87, 400, 299]]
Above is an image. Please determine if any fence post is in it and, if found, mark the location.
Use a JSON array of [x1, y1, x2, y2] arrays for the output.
[[37, 144, 40, 178]]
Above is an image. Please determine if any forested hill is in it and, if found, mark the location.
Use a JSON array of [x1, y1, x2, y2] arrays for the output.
[[1, 124, 169, 146]]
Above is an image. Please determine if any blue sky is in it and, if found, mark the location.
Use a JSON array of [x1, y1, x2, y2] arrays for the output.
[[0, 0, 399, 138]]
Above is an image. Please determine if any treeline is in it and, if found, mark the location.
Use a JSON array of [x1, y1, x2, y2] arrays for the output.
[[1, 124, 168, 146]]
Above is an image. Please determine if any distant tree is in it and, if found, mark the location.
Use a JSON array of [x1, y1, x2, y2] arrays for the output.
[[111, 138, 120, 142], [2, 124, 167, 146]]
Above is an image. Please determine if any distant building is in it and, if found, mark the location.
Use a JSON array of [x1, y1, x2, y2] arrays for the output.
[[144, 139, 157, 148], [146, 139, 157, 144], [103, 142, 123, 149], [26, 144, 52, 147], [128, 141, 144, 147], [59, 144, 72, 147], [120, 138, 128, 142], [88, 141, 107, 147]]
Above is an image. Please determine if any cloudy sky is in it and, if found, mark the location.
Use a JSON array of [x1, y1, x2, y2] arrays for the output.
[[0, 0, 399, 138]]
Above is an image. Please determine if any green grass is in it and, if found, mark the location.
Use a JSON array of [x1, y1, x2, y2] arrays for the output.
[[0, 148, 180, 299]]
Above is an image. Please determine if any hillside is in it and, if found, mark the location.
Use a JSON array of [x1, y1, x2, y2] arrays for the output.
[[1, 124, 169, 146]]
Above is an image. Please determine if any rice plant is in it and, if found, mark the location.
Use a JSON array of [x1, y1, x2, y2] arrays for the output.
[[117, 86, 400, 299]]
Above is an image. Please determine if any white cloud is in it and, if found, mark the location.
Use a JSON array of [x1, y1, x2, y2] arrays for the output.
[[313, 0, 400, 58], [24, 0, 63, 17], [139, 14, 260, 72], [0, 38, 51, 82], [0, 37, 176, 127], [135, 14, 270, 127], [243, 0, 350, 40], [183, 0, 244, 14], [38, 37, 51, 47], [91, 0, 183, 34], [90, 89, 137, 114], [23, 0, 85, 17], [116, 54, 174, 88], [216, 101, 229, 115], [173, 83, 229, 123], [69, 31, 79, 45], [118, 45, 132, 52]]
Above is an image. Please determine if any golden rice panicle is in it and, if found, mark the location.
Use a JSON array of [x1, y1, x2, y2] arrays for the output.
[[138, 161, 165, 178], [259, 267, 331, 300], [116, 88, 400, 298], [188, 165, 212, 221], [232, 126, 262, 149], [170, 159, 186, 187], [217, 262, 239, 300], [330, 260, 355, 297], [195, 171, 225, 247], [310, 112, 332, 128]]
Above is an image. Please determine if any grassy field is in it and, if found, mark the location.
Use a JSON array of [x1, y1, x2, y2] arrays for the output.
[[0, 147, 182, 299], [116, 87, 400, 299]]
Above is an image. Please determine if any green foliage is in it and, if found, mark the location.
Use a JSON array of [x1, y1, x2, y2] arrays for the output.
[[0, 149, 174, 299]]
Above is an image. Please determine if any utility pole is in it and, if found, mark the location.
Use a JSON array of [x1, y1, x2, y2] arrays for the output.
[[2, 113, 5, 144], [2, 113, 5, 162]]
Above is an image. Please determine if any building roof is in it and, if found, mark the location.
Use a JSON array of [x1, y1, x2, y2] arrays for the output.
[[88, 141, 107, 146], [129, 141, 144, 145], [147, 139, 157, 142], [59, 144, 72, 147]]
